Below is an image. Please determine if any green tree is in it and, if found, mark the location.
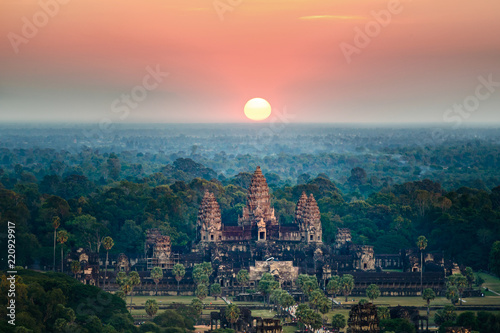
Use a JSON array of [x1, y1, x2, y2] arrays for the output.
[[327, 276, 341, 306], [297, 275, 319, 298], [308, 289, 324, 312], [193, 264, 210, 285], [464, 267, 475, 290], [258, 273, 279, 304], [422, 288, 436, 331], [210, 283, 222, 300], [102, 236, 114, 290], [490, 241, 500, 277], [340, 274, 355, 302], [190, 298, 203, 317], [196, 283, 208, 301], [150, 267, 163, 296], [270, 289, 286, 308], [201, 262, 213, 277], [298, 306, 322, 331], [279, 293, 295, 321], [422, 288, 436, 317], [117, 271, 141, 311], [225, 304, 241, 329], [128, 271, 141, 311], [366, 284, 380, 302], [446, 285, 459, 305], [70, 260, 80, 279], [456, 311, 478, 331], [377, 307, 390, 320], [57, 230, 69, 273], [52, 216, 60, 272], [434, 305, 457, 326], [318, 296, 331, 324], [448, 273, 468, 305], [236, 269, 249, 293], [417, 235, 428, 293], [145, 299, 159, 318], [296, 274, 310, 290], [331, 314, 346, 332], [172, 263, 186, 294]]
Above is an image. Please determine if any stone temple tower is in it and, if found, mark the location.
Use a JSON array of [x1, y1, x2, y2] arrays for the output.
[[238, 166, 277, 228], [197, 190, 222, 243], [295, 193, 322, 243]]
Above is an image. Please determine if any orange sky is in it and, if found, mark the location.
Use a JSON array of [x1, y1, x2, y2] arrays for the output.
[[1, 0, 500, 123]]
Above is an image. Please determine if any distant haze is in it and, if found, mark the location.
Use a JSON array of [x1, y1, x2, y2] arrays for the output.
[[1, 0, 500, 124]]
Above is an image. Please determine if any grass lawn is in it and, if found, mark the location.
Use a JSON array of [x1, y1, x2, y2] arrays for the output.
[[478, 272, 500, 294], [282, 326, 297, 333], [330, 295, 500, 307], [124, 295, 268, 307], [126, 294, 500, 309], [126, 295, 228, 306], [251, 309, 277, 318]]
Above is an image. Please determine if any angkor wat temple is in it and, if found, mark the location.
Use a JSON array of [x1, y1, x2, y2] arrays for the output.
[[71, 166, 451, 296]]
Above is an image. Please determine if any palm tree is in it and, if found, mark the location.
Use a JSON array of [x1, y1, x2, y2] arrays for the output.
[[422, 288, 436, 331], [454, 274, 468, 305], [150, 267, 163, 296], [236, 269, 249, 293], [417, 235, 428, 293], [172, 263, 185, 295], [446, 285, 459, 305], [102, 236, 114, 290], [57, 230, 69, 273], [327, 276, 341, 309], [318, 297, 331, 324], [377, 307, 390, 320], [279, 293, 295, 322], [145, 299, 159, 318], [309, 290, 324, 312], [331, 314, 346, 333], [70, 260, 80, 279], [366, 284, 381, 302], [340, 274, 354, 302], [117, 271, 141, 311], [52, 216, 60, 272], [128, 271, 141, 311], [190, 298, 203, 317], [210, 283, 222, 300], [225, 304, 241, 329], [196, 283, 208, 302], [464, 267, 475, 290]]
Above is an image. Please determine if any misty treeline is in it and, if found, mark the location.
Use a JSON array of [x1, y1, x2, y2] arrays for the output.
[[1, 126, 500, 193]]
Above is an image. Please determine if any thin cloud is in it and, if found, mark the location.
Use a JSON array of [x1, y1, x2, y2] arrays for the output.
[[299, 15, 366, 20]]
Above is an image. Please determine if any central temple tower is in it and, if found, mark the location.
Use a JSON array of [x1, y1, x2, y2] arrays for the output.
[[238, 166, 277, 228]]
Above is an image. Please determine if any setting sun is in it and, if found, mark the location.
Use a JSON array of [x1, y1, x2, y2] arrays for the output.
[[244, 98, 272, 121]]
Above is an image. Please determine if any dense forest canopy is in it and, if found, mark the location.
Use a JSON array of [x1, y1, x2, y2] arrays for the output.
[[0, 125, 499, 273]]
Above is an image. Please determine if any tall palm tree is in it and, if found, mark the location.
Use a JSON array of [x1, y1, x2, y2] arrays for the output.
[[57, 230, 69, 273], [52, 216, 60, 272], [225, 304, 241, 329], [70, 260, 80, 279], [128, 271, 141, 311], [422, 288, 436, 330], [145, 299, 159, 319], [172, 263, 185, 295], [417, 235, 428, 293], [150, 267, 163, 296], [340, 274, 354, 302], [326, 276, 341, 308], [102, 236, 114, 290], [236, 269, 249, 293]]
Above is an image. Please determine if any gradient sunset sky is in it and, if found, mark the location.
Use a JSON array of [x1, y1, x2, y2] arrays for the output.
[[1, 0, 499, 123]]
